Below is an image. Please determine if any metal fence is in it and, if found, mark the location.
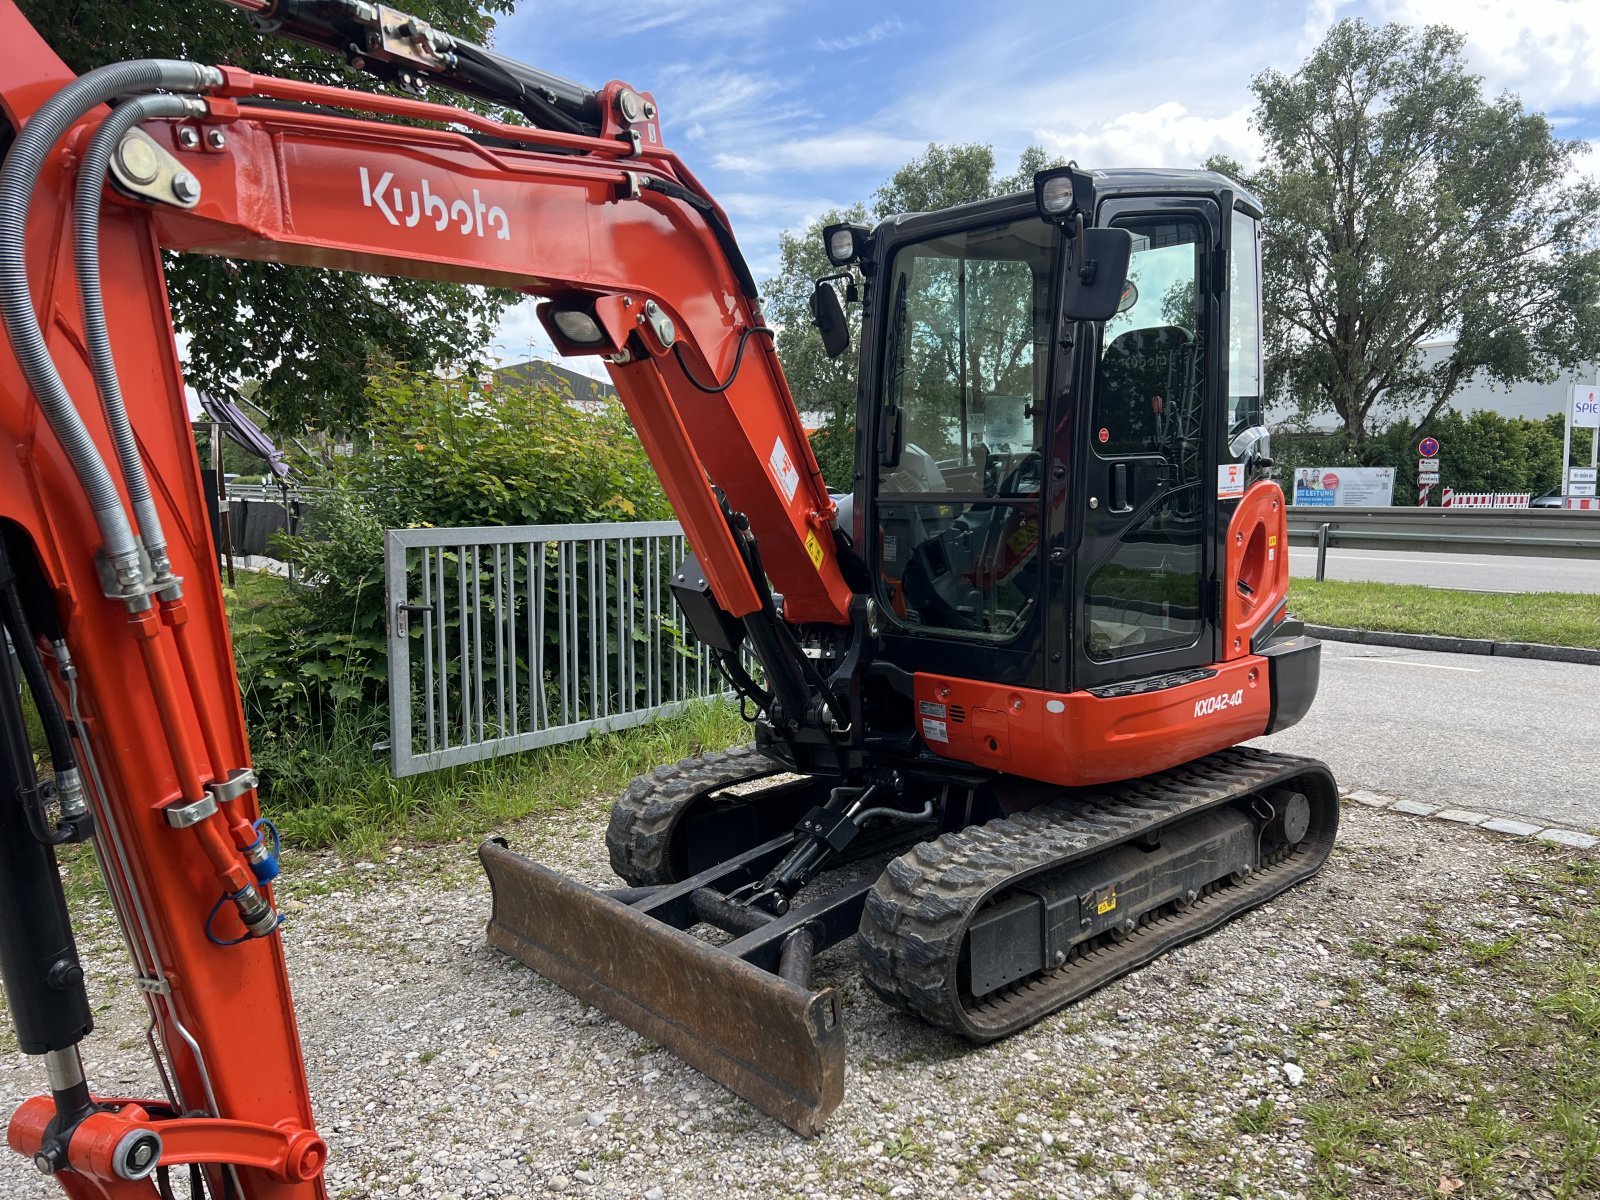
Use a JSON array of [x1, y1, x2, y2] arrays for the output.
[[383, 520, 725, 777]]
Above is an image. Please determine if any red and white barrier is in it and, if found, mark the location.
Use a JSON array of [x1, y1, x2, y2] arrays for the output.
[[1440, 488, 1531, 509], [1565, 497, 1600, 510]]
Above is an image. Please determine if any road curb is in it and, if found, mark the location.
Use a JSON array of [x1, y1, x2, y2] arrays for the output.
[[1306, 624, 1600, 666], [1343, 790, 1599, 851]]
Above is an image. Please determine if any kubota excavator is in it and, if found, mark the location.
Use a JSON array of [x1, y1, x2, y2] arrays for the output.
[[0, 0, 1335, 1191]]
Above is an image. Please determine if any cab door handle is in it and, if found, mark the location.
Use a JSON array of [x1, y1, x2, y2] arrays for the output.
[[1110, 462, 1131, 512]]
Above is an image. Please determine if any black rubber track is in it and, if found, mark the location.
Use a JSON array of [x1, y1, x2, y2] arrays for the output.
[[856, 748, 1339, 1042], [606, 744, 781, 886]]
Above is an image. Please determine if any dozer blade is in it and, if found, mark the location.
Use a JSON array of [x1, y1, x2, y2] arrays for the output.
[[479, 839, 844, 1136]]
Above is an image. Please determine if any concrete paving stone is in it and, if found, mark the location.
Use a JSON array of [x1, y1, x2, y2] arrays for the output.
[[1390, 799, 1440, 817], [1537, 828, 1600, 850], [1480, 817, 1543, 837], [1344, 790, 1392, 808], [1435, 809, 1489, 826]]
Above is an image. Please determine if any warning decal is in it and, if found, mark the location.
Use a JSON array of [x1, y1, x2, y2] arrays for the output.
[[921, 717, 949, 744], [1217, 462, 1245, 499], [804, 529, 825, 569], [769, 436, 801, 504]]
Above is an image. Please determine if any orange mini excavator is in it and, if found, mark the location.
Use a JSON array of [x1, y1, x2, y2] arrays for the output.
[[0, 0, 1333, 1190]]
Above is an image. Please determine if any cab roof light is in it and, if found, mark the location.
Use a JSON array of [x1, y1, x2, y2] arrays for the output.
[[822, 222, 870, 267]]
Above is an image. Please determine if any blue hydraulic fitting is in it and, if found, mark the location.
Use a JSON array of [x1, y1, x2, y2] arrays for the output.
[[244, 818, 281, 884]]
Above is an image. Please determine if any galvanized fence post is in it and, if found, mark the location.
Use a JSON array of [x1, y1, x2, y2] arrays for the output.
[[384, 520, 730, 778]]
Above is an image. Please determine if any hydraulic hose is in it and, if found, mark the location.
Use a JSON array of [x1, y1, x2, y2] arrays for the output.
[[0, 59, 219, 595], [0, 588, 81, 818], [75, 93, 207, 589]]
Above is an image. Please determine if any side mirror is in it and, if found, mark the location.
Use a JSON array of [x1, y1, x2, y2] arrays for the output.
[[810, 280, 850, 359], [1061, 227, 1134, 323]]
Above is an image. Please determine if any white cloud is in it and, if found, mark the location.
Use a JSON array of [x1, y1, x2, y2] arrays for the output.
[[1371, 0, 1600, 106], [712, 130, 928, 173], [1036, 103, 1261, 172], [816, 18, 907, 53], [1567, 135, 1600, 187], [521, 0, 785, 41]]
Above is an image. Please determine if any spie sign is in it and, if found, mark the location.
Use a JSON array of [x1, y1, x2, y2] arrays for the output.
[[1573, 385, 1600, 429]]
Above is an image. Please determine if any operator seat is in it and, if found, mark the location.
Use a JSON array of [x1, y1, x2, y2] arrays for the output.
[[1097, 325, 1192, 454]]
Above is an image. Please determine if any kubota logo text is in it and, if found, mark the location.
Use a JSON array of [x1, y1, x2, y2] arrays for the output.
[[1194, 689, 1245, 718], [359, 167, 510, 240]]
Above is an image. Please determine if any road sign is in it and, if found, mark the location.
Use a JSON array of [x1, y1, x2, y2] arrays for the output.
[[1418, 461, 1440, 483], [1570, 468, 1597, 484], [1418, 437, 1440, 458], [1572, 385, 1600, 429]]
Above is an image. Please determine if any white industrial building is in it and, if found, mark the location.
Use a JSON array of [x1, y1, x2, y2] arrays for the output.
[[1269, 337, 1599, 428]]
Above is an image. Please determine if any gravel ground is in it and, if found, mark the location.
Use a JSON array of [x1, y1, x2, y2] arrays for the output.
[[0, 796, 1589, 1200]]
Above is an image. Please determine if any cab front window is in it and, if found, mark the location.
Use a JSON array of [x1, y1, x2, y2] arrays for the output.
[[875, 218, 1055, 640]]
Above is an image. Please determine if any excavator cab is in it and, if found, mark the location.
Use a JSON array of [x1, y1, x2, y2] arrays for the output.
[[840, 169, 1306, 786]]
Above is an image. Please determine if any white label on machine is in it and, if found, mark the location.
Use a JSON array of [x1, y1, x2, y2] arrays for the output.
[[1217, 462, 1245, 499], [769, 436, 801, 504], [921, 717, 949, 744]]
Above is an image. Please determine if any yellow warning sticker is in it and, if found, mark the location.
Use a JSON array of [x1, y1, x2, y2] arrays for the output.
[[805, 529, 825, 570], [1268, 534, 1279, 547], [1096, 887, 1118, 916]]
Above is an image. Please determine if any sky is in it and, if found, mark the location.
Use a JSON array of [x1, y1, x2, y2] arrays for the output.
[[483, 0, 1600, 372]]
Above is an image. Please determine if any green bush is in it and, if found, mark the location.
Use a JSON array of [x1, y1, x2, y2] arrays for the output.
[[234, 366, 672, 799], [1273, 408, 1568, 502]]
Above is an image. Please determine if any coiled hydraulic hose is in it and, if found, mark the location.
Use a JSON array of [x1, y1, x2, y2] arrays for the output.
[[0, 59, 219, 595], [74, 93, 207, 590]]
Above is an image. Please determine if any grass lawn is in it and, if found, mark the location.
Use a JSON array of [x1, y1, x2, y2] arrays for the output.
[[1289, 579, 1600, 649], [263, 698, 749, 854], [221, 569, 750, 852], [1297, 854, 1600, 1199]]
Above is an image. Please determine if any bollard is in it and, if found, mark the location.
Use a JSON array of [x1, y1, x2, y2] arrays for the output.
[[1316, 522, 1331, 582]]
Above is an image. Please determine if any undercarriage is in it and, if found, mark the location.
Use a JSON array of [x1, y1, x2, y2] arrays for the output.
[[481, 744, 1338, 1134]]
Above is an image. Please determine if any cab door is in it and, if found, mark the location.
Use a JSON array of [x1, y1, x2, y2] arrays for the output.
[[1073, 199, 1221, 689]]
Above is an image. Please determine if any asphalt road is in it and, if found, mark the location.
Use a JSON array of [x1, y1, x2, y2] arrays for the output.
[[1288, 545, 1600, 592], [1252, 638, 1600, 832]]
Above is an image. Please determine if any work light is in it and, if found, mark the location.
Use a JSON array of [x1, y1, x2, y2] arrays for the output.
[[548, 307, 605, 346], [822, 222, 870, 267]]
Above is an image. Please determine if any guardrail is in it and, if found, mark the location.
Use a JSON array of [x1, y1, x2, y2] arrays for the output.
[[1285, 506, 1600, 579]]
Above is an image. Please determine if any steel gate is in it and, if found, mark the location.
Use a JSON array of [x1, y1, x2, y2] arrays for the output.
[[384, 520, 728, 777]]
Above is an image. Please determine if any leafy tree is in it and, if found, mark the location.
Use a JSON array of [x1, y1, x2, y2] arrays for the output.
[[20, 0, 518, 431], [1229, 20, 1600, 454], [236, 366, 670, 738], [1274, 410, 1565, 501], [766, 143, 1061, 489]]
